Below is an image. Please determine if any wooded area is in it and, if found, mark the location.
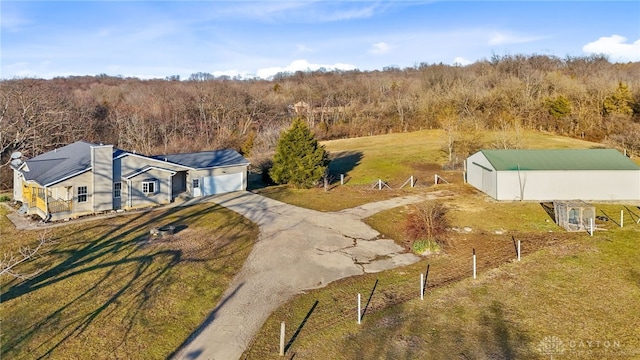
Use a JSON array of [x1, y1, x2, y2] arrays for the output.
[[1, 54, 639, 189]]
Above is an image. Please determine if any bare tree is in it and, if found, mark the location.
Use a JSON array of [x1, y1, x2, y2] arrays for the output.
[[1, 231, 52, 279]]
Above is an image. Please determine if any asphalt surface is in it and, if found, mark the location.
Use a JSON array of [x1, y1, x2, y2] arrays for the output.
[[171, 191, 434, 360]]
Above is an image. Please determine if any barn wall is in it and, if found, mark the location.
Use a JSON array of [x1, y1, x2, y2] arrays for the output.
[[495, 170, 640, 201], [465, 152, 497, 199]]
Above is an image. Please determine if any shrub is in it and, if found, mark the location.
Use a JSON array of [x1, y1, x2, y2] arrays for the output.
[[411, 239, 440, 255], [0, 195, 10, 202], [404, 201, 449, 245]]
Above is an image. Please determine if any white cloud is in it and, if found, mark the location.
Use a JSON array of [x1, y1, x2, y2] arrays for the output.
[[488, 31, 544, 45], [582, 35, 640, 62], [296, 44, 314, 53], [452, 57, 472, 66], [370, 42, 391, 55], [256, 59, 356, 79]]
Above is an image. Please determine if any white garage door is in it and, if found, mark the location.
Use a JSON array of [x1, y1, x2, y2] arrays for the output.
[[201, 173, 243, 195]]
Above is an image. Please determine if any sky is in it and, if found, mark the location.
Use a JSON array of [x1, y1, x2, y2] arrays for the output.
[[1, 1, 639, 80]]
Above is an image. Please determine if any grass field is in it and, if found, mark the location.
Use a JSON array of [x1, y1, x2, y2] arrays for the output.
[[0, 203, 258, 359], [243, 197, 640, 359], [243, 128, 639, 358], [256, 129, 603, 211]]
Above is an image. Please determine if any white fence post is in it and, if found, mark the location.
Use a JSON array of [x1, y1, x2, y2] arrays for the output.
[[279, 321, 285, 356], [420, 273, 424, 300], [434, 174, 438, 185], [357, 293, 361, 324], [410, 175, 414, 187], [340, 174, 344, 185], [621, 210, 624, 228], [517, 240, 521, 261], [473, 248, 477, 279], [590, 218, 594, 236]]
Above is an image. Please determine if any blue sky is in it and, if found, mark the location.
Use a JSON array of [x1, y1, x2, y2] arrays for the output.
[[1, 1, 639, 80]]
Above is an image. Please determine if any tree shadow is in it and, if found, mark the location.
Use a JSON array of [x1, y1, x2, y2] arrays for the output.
[[284, 300, 319, 354], [167, 282, 245, 360], [1, 203, 250, 358], [328, 151, 363, 183], [479, 300, 530, 359]]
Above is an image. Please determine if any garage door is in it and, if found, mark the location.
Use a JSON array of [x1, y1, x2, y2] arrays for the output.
[[201, 173, 243, 195]]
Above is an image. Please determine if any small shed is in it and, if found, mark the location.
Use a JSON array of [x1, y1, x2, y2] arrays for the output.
[[465, 149, 640, 201], [553, 200, 595, 232]]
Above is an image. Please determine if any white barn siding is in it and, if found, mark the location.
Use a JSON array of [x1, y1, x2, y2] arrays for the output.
[[466, 152, 497, 199], [466, 150, 640, 201], [495, 170, 640, 201]]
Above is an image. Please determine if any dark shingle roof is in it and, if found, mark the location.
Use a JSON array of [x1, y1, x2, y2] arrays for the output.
[[22, 141, 97, 186], [151, 149, 249, 169], [481, 149, 640, 171]]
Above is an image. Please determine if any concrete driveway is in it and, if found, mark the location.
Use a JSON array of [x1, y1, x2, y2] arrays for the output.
[[172, 191, 437, 360]]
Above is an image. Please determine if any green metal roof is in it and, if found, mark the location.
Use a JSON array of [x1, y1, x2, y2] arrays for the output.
[[480, 149, 640, 171]]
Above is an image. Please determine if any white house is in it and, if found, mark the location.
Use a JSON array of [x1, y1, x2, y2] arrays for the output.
[[465, 149, 640, 201], [11, 141, 250, 221]]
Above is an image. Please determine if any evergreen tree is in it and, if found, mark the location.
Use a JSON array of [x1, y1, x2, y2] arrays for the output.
[[270, 118, 329, 188], [603, 81, 634, 116]]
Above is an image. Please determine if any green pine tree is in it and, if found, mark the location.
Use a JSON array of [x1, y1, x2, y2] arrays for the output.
[[270, 118, 329, 188], [603, 81, 634, 116]]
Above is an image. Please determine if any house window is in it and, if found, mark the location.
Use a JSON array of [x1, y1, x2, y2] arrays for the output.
[[78, 186, 88, 203], [193, 179, 199, 189], [114, 182, 122, 198], [142, 180, 157, 194]]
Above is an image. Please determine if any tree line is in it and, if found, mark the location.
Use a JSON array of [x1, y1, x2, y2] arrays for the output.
[[1, 54, 639, 189]]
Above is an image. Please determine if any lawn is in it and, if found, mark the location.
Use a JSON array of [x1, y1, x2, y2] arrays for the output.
[[243, 199, 640, 359], [255, 130, 602, 211], [0, 203, 258, 359]]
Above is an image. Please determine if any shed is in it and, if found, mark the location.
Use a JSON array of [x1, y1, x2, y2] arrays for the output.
[[465, 149, 640, 201]]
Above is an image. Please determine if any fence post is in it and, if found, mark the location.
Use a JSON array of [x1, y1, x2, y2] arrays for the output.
[[340, 174, 344, 185], [420, 273, 424, 300], [473, 248, 477, 279], [279, 321, 285, 356], [590, 218, 593, 236], [357, 293, 361, 324], [517, 240, 521, 261], [434, 174, 438, 185], [411, 175, 414, 187], [378, 179, 382, 190], [621, 210, 624, 228]]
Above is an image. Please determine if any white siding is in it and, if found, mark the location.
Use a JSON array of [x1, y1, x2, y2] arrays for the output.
[[465, 152, 497, 199], [496, 170, 640, 201]]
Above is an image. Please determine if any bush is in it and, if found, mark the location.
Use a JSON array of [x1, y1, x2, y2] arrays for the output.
[[404, 201, 449, 245], [0, 195, 10, 202], [411, 239, 440, 255]]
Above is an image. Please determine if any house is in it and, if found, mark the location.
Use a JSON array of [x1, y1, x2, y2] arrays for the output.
[[11, 141, 250, 221], [465, 149, 640, 201]]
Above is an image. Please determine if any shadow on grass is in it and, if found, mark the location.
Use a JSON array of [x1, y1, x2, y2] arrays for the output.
[[329, 151, 363, 183], [540, 202, 555, 222], [167, 282, 245, 360], [285, 300, 319, 354], [479, 301, 530, 359], [1, 203, 251, 359]]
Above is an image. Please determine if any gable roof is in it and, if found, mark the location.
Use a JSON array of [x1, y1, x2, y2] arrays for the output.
[[151, 149, 249, 169], [19, 141, 99, 186], [481, 149, 640, 171]]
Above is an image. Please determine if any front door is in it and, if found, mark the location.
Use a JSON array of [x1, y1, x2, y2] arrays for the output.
[[192, 178, 201, 197]]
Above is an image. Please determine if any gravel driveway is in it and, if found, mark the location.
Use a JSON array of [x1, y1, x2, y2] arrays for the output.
[[172, 191, 437, 360]]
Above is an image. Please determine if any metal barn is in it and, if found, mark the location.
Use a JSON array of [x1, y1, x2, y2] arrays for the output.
[[465, 149, 640, 201]]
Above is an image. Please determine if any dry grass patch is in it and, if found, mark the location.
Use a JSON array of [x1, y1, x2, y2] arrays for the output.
[[0, 204, 258, 359]]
